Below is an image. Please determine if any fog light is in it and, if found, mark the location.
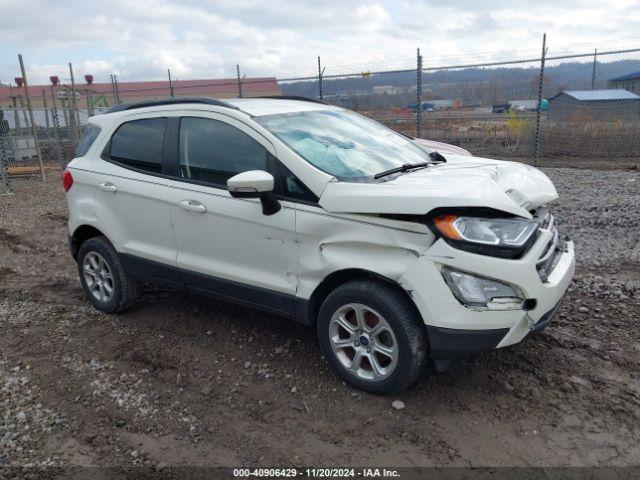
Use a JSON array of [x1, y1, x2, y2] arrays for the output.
[[442, 267, 523, 309]]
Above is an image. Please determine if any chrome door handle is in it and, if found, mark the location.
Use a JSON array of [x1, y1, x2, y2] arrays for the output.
[[179, 200, 207, 213], [98, 182, 117, 193]]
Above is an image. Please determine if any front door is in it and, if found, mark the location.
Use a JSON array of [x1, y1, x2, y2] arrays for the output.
[[169, 114, 298, 316]]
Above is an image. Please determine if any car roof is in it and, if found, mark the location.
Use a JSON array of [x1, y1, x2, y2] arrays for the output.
[[226, 98, 341, 116], [95, 97, 342, 122]]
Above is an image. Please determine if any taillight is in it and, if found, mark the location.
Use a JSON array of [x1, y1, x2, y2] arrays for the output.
[[62, 170, 73, 192]]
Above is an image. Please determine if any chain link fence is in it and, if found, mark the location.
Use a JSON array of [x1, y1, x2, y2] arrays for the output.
[[1, 40, 639, 198]]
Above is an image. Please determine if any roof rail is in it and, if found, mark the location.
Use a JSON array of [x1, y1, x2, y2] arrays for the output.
[[256, 95, 328, 105], [105, 97, 239, 113]]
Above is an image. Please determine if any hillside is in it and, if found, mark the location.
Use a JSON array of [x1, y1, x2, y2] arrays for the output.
[[281, 59, 640, 106]]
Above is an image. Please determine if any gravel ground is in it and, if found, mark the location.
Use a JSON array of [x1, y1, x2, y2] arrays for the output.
[[548, 168, 640, 270], [0, 167, 638, 476]]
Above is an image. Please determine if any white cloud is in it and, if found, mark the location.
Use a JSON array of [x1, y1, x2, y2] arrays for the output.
[[0, 0, 639, 84]]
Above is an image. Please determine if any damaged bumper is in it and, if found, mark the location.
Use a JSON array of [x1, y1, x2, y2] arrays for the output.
[[400, 229, 575, 360]]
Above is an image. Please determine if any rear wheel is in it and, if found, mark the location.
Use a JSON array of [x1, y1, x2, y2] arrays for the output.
[[317, 280, 427, 394], [77, 236, 138, 313]]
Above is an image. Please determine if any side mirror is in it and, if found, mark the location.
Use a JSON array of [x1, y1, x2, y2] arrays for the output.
[[227, 170, 281, 216]]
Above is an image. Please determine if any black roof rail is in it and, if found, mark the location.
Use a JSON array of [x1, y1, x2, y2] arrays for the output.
[[105, 97, 239, 113], [255, 95, 328, 105]]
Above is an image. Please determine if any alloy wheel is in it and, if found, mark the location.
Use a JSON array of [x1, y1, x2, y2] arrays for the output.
[[83, 251, 115, 303], [328, 303, 399, 382]]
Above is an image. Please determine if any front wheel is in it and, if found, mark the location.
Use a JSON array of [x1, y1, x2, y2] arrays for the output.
[[317, 280, 427, 394]]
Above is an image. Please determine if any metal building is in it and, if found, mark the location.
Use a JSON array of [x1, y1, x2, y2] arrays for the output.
[[608, 71, 640, 94], [547, 89, 640, 121]]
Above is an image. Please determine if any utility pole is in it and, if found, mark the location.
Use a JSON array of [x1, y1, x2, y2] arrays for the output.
[[591, 49, 597, 90], [416, 47, 423, 138], [168, 69, 175, 97], [534, 33, 547, 166], [317, 56, 325, 101], [236, 64, 243, 98], [18, 54, 46, 181]]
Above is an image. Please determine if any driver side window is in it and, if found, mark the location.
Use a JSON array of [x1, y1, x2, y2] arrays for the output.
[[179, 117, 268, 188]]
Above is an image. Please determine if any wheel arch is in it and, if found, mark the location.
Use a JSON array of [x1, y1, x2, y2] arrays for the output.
[[70, 224, 112, 259], [299, 268, 421, 327]]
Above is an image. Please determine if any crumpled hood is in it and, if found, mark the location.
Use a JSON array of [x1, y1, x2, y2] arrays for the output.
[[319, 155, 558, 219]]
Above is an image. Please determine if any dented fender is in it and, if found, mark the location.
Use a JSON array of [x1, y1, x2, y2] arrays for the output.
[[294, 204, 433, 300]]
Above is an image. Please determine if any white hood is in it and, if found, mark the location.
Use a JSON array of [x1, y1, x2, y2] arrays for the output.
[[319, 156, 558, 219]]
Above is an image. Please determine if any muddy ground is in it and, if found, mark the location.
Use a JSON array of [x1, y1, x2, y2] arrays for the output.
[[0, 167, 639, 477]]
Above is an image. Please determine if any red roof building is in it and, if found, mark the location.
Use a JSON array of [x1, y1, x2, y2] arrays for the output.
[[0, 77, 281, 109]]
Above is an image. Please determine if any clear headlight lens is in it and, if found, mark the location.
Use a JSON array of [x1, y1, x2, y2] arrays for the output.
[[433, 215, 538, 247], [442, 267, 523, 309]]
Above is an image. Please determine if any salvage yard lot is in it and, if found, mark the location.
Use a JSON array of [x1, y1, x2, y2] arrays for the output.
[[0, 167, 639, 471]]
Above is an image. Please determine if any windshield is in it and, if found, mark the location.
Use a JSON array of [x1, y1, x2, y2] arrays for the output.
[[256, 109, 430, 180]]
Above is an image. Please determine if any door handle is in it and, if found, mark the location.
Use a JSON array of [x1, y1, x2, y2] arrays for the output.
[[98, 182, 117, 193], [179, 200, 207, 214]]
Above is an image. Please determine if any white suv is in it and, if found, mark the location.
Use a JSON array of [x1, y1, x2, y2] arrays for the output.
[[64, 97, 575, 394]]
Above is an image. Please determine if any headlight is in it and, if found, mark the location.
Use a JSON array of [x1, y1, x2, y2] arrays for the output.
[[442, 267, 525, 310], [431, 214, 538, 258]]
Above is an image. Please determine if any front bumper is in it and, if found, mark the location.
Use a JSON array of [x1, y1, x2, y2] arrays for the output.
[[399, 228, 575, 359], [425, 299, 563, 359]]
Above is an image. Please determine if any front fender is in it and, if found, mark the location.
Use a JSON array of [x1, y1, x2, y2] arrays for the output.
[[294, 205, 432, 300]]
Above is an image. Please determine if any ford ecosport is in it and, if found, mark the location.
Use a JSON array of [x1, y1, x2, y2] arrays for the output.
[[64, 97, 575, 394]]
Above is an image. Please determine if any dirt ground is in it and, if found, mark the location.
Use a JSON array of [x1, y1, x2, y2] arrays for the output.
[[0, 167, 639, 477]]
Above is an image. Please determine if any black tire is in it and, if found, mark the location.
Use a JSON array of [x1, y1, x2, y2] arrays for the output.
[[77, 236, 138, 314], [317, 279, 428, 394]]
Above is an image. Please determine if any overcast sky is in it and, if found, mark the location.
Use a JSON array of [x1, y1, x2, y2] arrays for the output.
[[1, 0, 639, 85]]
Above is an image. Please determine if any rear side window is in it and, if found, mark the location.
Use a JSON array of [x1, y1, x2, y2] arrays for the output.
[[108, 118, 166, 173], [75, 125, 101, 157], [179, 117, 268, 187]]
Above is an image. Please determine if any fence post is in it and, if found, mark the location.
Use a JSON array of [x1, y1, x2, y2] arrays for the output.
[[18, 96, 29, 135], [168, 69, 175, 98], [18, 54, 46, 181], [9, 87, 20, 135], [49, 84, 65, 168], [67, 88, 79, 146], [591, 49, 597, 89], [41, 90, 51, 140], [236, 65, 243, 98], [317, 56, 324, 101], [110, 74, 117, 105], [0, 116, 11, 194], [533, 33, 547, 166], [61, 97, 69, 130], [114, 74, 121, 104], [86, 90, 93, 117], [69, 63, 81, 140], [416, 47, 423, 138]]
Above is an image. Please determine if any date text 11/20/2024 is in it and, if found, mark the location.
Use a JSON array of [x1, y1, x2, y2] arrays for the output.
[[233, 468, 401, 478]]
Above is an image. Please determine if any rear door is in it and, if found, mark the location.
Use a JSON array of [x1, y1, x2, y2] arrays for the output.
[[84, 114, 179, 280], [168, 114, 298, 315]]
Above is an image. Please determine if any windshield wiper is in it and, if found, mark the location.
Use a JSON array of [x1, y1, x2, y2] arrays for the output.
[[374, 162, 432, 179], [373, 151, 447, 179]]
